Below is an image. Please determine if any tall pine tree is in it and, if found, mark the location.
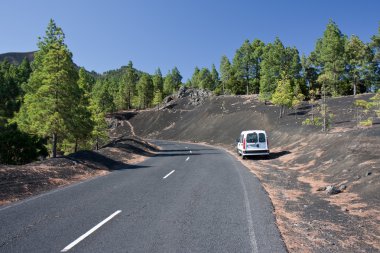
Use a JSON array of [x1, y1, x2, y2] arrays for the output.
[[15, 19, 80, 157]]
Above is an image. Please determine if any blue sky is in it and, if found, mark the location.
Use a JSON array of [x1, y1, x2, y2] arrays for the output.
[[0, 0, 379, 81]]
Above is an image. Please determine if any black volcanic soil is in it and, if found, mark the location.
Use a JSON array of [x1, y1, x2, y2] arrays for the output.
[[110, 91, 380, 252], [0, 136, 158, 205]]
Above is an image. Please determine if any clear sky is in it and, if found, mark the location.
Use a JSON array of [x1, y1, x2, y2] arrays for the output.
[[1, 0, 379, 81]]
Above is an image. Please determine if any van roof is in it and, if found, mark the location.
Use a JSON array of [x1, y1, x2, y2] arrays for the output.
[[241, 130, 267, 134]]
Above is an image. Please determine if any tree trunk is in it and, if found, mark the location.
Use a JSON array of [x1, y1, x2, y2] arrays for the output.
[[96, 137, 99, 151], [246, 84, 249, 95], [74, 138, 78, 153], [52, 133, 57, 158], [353, 77, 357, 96], [322, 84, 327, 132]]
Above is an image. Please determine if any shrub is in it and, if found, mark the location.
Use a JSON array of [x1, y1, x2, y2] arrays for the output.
[[0, 124, 48, 165], [359, 118, 373, 127]]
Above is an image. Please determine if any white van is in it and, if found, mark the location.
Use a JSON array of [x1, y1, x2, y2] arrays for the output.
[[236, 130, 270, 158]]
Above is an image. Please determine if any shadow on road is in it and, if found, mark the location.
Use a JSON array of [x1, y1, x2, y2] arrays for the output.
[[158, 148, 214, 152], [68, 151, 150, 171]]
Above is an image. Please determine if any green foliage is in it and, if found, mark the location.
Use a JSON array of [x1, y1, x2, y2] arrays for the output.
[[198, 68, 213, 90], [189, 65, 220, 91], [0, 60, 21, 124], [354, 99, 371, 110], [271, 73, 294, 118], [136, 73, 154, 108], [210, 64, 220, 90], [0, 124, 48, 165], [163, 72, 175, 96], [259, 38, 302, 101], [232, 39, 265, 94], [88, 97, 108, 150], [353, 99, 372, 127], [301, 54, 318, 93], [370, 23, 380, 62], [370, 90, 380, 117], [152, 90, 163, 106], [116, 61, 138, 110], [302, 117, 323, 126], [344, 35, 374, 95], [171, 67, 182, 90], [14, 19, 88, 157], [310, 20, 347, 95], [370, 25, 380, 91], [190, 67, 200, 88], [219, 55, 231, 94], [359, 117, 373, 127], [152, 68, 164, 93]]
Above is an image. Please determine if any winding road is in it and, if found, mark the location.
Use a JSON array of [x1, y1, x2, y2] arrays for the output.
[[0, 141, 286, 253]]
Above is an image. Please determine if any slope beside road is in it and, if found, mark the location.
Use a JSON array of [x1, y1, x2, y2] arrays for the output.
[[0, 140, 286, 253]]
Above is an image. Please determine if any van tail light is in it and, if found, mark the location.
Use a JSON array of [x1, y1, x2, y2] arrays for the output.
[[243, 138, 246, 150]]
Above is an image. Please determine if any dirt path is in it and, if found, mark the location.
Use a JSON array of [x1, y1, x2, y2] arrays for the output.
[[126, 120, 136, 136]]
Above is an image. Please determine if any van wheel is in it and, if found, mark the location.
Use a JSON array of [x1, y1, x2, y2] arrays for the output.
[[242, 155, 245, 160]]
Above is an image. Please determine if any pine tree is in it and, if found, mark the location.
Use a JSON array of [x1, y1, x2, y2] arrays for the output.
[[190, 67, 200, 88], [317, 72, 333, 131], [15, 19, 80, 157], [233, 40, 253, 95], [0, 59, 20, 124], [220, 55, 231, 94], [292, 81, 305, 119], [88, 97, 108, 150], [211, 64, 220, 91], [171, 67, 182, 91], [136, 73, 153, 109], [301, 54, 318, 94], [370, 23, 380, 91], [17, 58, 32, 95], [67, 68, 94, 152], [311, 20, 346, 96], [163, 71, 175, 96], [198, 68, 213, 90], [260, 38, 284, 101], [153, 68, 163, 91], [117, 61, 138, 109], [345, 35, 373, 95]]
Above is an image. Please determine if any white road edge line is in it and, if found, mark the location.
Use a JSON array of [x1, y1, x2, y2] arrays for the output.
[[186, 157, 190, 161], [163, 170, 175, 179], [190, 150, 192, 154], [61, 210, 122, 252], [234, 162, 259, 253]]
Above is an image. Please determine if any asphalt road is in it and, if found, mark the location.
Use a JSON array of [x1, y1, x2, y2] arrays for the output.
[[0, 140, 286, 253]]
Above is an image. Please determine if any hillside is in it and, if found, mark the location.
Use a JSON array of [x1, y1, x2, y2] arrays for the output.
[[109, 88, 380, 252], [0, 51, 35, 65]]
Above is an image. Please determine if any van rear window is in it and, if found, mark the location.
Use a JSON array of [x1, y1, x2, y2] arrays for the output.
[[246, 133, 258, 143], [259, 133, 266, 142]]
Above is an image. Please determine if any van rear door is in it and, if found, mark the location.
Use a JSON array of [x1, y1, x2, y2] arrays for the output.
[[246, 132, 267, 151], [258, 132, 268, 150]]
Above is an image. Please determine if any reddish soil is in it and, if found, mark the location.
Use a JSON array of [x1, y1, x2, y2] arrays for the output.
[[0, 136, 159, 206], [109, 90, 380, 252]]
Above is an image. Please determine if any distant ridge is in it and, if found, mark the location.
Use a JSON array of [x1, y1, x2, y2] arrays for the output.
[[0, 51, 36, 65], [0, 51, 100, 77]]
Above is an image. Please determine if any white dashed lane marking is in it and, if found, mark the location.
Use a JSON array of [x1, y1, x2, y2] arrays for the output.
[[163, 170, 175, 179], [61, 210, 122, 252]]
